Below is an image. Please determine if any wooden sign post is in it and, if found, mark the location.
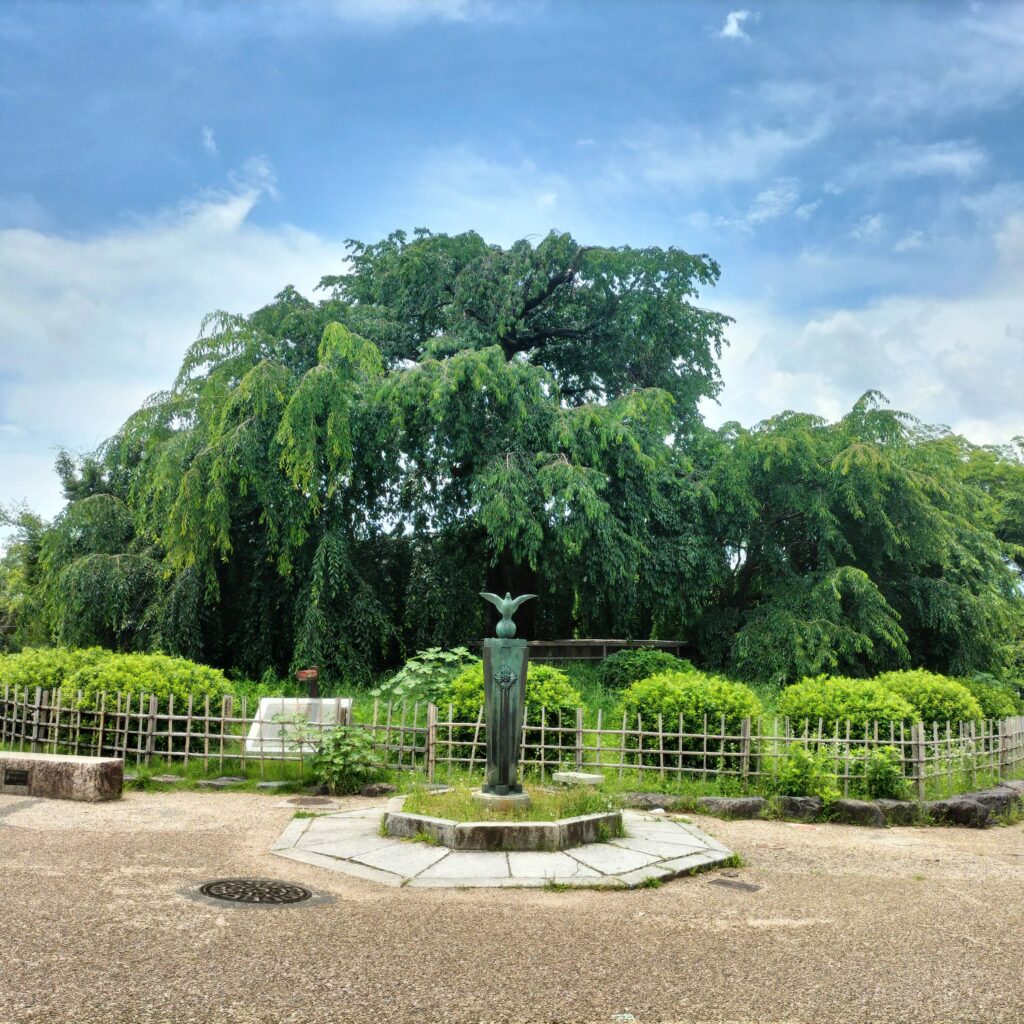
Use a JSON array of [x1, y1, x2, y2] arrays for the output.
[[296, 666, 319, 699]]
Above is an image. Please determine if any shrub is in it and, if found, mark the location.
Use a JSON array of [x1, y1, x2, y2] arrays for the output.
[[0, 646, 108, 691], [875, 670, 983, 726], [440, 663, 582, 763], [61, 651, 232, 712], [777, 676, 917, 734], [370, 646, 479, 705], [619, 671, 762, 768], [847, 746, 911, 800], [959, 674, 1021, 719], [769, 744, 839, 802], [312, 727, 385, 794], [599, 649, 694, 690]]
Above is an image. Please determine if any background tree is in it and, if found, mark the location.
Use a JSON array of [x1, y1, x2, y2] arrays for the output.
[[6, 229, 1022, 686]]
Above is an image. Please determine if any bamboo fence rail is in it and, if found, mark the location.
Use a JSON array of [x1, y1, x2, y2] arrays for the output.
[[1, 685, 1022, 797]]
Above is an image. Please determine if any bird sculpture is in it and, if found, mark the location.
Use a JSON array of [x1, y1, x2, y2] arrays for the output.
[[479, 591, 536, 638]]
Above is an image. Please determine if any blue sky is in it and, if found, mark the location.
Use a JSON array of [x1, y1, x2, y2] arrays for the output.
[[2, 0, 1024, 523]]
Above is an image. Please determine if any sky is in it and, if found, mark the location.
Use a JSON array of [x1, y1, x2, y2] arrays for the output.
[[2, 0, 1024, 525]]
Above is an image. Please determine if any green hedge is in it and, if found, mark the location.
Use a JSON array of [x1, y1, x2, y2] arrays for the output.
[[598, 649, 693, 690], [619, 670, 762, 767], [777, 676, 917, 734], [873, 670, 983, 726], [440, 663, 583, 762], [959, 674, 1021, 719], [0, 646, 109, 690]]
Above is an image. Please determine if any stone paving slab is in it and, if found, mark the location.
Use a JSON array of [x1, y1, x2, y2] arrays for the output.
[[271, 808, 734, 889]]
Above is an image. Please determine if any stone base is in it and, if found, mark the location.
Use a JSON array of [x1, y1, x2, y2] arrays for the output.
[[0, 751, 122, 802], [274, 809, 734, 888], [472, 789, 532, 812], [383, 807, 623, 852], [552, 771, 604, 787]]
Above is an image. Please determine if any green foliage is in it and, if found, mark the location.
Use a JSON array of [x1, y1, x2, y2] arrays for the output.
[[769, 744, 839, 802], [0, 646, 108, 690], [959, 673, 1022, 718], [619, 670, 762, 727], [442, 663, 582, 725], [311, 727, 385, 795], [6, 229, 1023, 688], [776, 675, 917, 733], [874, 670, 983, 725], [402, 784, 616, 822], [370, 646, 478, 705], [848, 746, 911, 800], [619, 670, 762, 766], [59, 651, 232, 712], [440, 662, 581, 761], [598, 649, 693, 690], [701, 396, 1023, 682]]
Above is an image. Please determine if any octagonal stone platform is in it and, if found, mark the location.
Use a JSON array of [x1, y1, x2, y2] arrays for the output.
[[271, 806, 734, 888]]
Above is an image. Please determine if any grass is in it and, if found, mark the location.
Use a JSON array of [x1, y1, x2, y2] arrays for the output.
[[402, 783, 620, 822]]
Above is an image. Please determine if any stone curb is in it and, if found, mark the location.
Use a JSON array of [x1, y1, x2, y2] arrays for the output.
[[655, 783, 1024, 829]]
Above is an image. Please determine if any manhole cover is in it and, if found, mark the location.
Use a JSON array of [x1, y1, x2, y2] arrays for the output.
[[285, 796, 336, 807], [198, 879, 313, 905], [709, 878, 762, 892]]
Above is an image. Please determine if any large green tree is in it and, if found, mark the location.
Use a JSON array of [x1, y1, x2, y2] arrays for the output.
[[10, 229, 1023, 685], [697, 395, 1024, 684], [40, 229, 730, 680]]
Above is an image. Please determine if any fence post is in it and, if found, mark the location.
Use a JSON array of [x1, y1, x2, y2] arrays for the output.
[[145, 694, 158, 765], [30, 687, 43, 751], [575, 707, 584, 770], [998, 718, 1009, 780], [913, 721, 926, 801], [426, 703, 437, 782], [740, 717, 751, 787]]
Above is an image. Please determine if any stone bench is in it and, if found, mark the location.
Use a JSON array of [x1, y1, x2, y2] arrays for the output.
[[0, 751, 123, 802]]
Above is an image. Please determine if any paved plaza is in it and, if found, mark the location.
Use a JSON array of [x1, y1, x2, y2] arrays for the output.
[[4, 789, 1024, 1024], [271, 805, 734, 887]]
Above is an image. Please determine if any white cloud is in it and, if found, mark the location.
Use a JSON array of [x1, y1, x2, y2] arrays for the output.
[[399, 145, 596, 244], [718, 10, 753, 40], [851, 213, 886, 243], [201, 125, 218, 156], [627, 118, 828, 191], [703, 212, 1024, 445], [794, 200, 821, 220], [713, 178, 800, 230], [893, 230, 924, 253], [0, 164, 342, 521], [846, 139, 987, 185]]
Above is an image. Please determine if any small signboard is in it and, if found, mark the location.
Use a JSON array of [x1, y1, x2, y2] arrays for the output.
[[295, 665, 319, 697]]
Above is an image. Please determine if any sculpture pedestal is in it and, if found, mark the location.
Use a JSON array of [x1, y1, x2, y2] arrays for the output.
[[481, 637, 528, 796], [471, 789, 532, 813]]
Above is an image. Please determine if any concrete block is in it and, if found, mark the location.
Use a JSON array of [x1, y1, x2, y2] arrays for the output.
[[382, 811, 457, 848], [454, 820, 560, 852], [551, 771, 604, 786], [0, 751, 122, 802], [557, 811, 622, 849]]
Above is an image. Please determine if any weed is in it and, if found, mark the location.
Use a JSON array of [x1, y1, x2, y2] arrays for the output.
[[409, 830, 441, 845]]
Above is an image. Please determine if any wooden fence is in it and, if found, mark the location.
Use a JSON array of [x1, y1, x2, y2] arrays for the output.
[[2, 685, 1022, 798]]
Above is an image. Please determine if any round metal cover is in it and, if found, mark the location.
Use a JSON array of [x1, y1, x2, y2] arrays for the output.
[[285, 796, 336, 807], [198, 878, 313, 905]]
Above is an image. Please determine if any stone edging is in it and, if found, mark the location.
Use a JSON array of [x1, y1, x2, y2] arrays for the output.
[[383, 809, 623, 851], [624, 778, 1024, 829]]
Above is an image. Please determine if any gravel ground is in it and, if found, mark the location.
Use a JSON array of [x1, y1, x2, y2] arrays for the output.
[[1, 790, 1023, 1024]]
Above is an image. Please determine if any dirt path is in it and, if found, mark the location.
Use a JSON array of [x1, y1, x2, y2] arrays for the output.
[[1, 790, 1022, 1024]]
